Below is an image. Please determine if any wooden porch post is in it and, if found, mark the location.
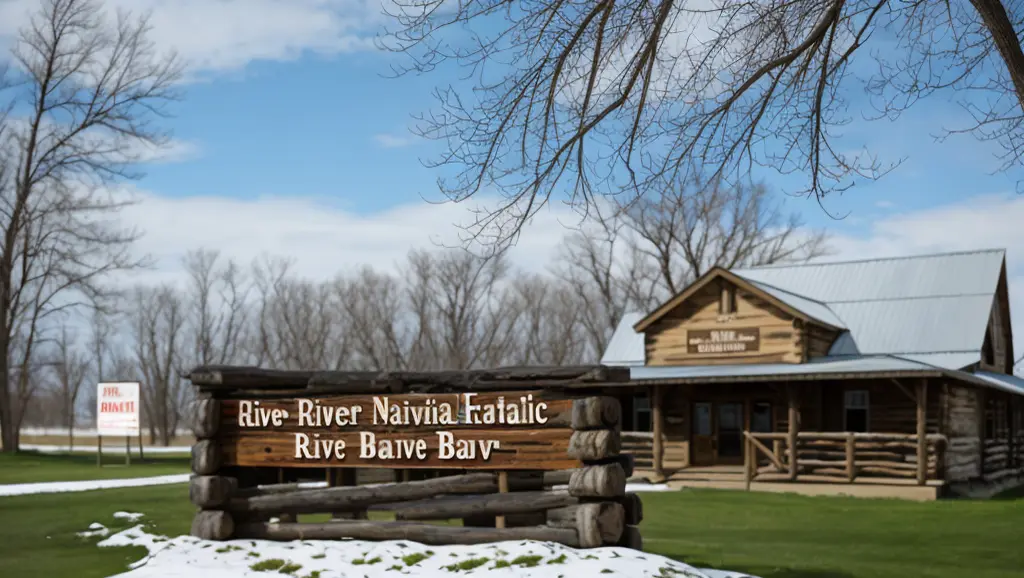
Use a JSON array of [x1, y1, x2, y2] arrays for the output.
[[652, 385, 665, 481], [916, 380, 928, 486], [787, 384, 799, 481]]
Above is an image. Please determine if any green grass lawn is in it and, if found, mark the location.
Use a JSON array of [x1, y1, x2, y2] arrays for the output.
[[0, 484, 1022, 578], [0, 451, 190, 485]]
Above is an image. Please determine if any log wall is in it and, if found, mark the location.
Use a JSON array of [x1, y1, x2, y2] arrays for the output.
[[943, 383, 981, 482], [186, 365, 641, 550]]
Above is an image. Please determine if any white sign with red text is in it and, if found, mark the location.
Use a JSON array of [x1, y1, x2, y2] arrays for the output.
[[97, 382, 140, 437]]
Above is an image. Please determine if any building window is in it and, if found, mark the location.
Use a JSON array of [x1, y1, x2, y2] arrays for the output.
[[633, 394, 651, 432], [719, 283, 736, 315], [844, 390, 869, 432]]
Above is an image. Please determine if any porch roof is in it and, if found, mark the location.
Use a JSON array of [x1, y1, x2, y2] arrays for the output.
[[628, 355, 1024, 396]]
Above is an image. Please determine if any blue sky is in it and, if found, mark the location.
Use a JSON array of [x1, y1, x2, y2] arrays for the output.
[[1, 1, 1023, 306]]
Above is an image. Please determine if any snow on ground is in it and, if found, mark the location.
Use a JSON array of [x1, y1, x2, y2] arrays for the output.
[[0, 475, 671, 498], [20, 444, 192, 454], [92, 523, 759, 578], [0, 474, 191, 497], [114, 512, 146, 522], [77, 523, 110, 538]]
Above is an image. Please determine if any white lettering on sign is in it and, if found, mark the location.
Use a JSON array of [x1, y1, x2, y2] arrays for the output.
[[96, 382, 140, 437]]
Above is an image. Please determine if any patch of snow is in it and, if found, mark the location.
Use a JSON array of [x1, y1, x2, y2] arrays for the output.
[[21, 444, 191, 454], [94, 524, 760, 578], [77, 523, 110, 538], [625, 483, 674, 492], [114, 512, 146, 522], [551, 483, 674, 493], [0, 474, 190, 497]]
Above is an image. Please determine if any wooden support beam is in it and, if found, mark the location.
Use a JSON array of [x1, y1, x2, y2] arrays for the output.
[[191, 440, 221, 476], [192, 398, 221, 439], [190, 476, 238, 509], [567, 430, 621, 461], [495, 472, 509, 529], [652, 385, 665, 481], [917, 380, 928, 485], [787, 384, 799, 481], [845, 433, 856, 483]]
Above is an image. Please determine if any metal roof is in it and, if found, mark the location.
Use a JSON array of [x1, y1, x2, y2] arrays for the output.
[[600, 250, 1006, 368], [746, 280, 846, 328], [600, 312, 645, 366], [731, 249, 1005, 302], [628, 355, 1024, 396]]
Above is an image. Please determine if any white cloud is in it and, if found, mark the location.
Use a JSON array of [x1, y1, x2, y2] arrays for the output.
[[373, 132, 418, 148], [0, 0, 383, 77]]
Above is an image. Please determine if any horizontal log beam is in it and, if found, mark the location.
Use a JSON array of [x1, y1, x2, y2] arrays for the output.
[[234, 520, 582, 547], [392, 490, 578, 521], [192, 440, 221, 475], [229, 473, 499, 516]]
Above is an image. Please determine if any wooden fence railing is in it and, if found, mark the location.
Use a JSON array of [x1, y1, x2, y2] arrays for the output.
[[743, 431, 947, 486]]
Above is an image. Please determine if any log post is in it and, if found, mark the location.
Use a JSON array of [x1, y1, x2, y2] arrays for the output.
[[495, 472, 509, 529], [845, 432, 856, 483], [652, 385, 665, 481], [787, 384, 799, 481], [189, 397, 235, 540], [916, 380, 928, 485], [743, 434, 752, 491]]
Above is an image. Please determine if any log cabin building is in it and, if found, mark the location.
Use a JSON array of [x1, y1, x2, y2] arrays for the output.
[[602, 249, 1024, 500]]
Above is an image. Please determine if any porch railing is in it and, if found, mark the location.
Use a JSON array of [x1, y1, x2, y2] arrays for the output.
[[743, 431, 947, 486]]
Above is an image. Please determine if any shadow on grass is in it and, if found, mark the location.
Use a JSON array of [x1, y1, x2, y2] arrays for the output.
[[676, 560, 856, 578], [990, 484, 1024, 501], [656, 549, 857, 578]]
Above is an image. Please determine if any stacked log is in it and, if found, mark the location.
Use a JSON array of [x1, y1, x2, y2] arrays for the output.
[[564, 396, 636, 549], [185, 365, 641, 550], [189, 397, 236, 540]]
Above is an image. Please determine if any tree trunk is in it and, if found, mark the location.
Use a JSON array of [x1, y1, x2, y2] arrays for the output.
[[970, 0, 1024, 111]]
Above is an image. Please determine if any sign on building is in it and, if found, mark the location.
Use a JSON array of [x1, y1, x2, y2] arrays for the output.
[[687, 327, 761, 354], [97, 382, 141, 437]]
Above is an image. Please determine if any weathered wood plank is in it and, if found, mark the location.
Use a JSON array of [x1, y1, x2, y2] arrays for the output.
[[220, 428, 580, 470], [218, 393, 574, 434]]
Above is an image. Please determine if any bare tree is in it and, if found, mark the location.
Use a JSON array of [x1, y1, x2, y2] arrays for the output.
[[337, 267, 410, 371], [383, 0, 1024, 244], [0, 0, 180, 452], [619, 173, 831, 297], [131, 284, 186, 446], [508, 275, 590, 365], [250, 257, 349, 371], [184, 249, 250, 368], [405, 250, 520, 370], [51, 325, 89, 451]]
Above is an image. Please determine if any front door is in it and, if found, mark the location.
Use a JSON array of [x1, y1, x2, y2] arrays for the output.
[[716, 402, 745, 464], [692, 402, 715, 465]]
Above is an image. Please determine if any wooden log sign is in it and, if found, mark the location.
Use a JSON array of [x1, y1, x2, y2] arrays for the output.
[[218, 391, 581, 470]]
